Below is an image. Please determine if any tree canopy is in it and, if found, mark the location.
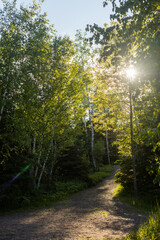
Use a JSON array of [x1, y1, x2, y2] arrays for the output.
[[0, 0, 160, 211]]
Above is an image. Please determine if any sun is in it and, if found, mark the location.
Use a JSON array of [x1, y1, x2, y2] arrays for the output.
[[126, 66, 136, 79]]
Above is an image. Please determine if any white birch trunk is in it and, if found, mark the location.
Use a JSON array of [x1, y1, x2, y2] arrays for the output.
[[35, 132, 44, 178], [50, 140, 56, 178], [89, 108, 96, 172], [0, 86, 8, 123], [129, 82, 138, 197], [33, 115, 37, 154], [33, 137, 36, 154], [105, 130, 111, 164], [0, 105, 4, 123], [84, 116, 88, 138], [37, 140, 52, 189]]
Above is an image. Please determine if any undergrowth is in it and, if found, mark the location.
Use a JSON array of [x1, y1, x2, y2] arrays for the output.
[[0, 164, 113, 215], [87, 164, 113, 186], [122, 207, 160, 240], [114, 184, 160, 240], [113, 183, 158, 212]]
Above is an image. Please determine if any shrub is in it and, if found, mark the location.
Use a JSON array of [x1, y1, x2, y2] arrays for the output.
[[123, 207, 160, 240], [94, 139, 105, 166], [55, 144, 90, 181], [87, 164, 113, 186], [56, 180, 87, 194]]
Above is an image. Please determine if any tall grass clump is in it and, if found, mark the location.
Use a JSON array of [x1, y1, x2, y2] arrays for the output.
[[123, 207, 160, 240], [113, 183, 158, 212]]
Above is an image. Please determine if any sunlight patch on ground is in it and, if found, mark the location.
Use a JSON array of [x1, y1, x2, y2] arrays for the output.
[[86, 209, 110, 218]]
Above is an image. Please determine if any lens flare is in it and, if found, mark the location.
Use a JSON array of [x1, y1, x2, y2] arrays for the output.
[[9, 164, 31, 184], [126, 66, 136, 79], [0, 164, 31, 193]]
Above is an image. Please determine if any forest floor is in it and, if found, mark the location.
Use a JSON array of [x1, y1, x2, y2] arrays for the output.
[[0, 165, 148, 240]]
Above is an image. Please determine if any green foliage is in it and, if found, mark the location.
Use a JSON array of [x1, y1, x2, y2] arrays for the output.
[[86, 0, 160, 195], [115, 158, 133, 189], [88, 172, 109, 186], [94, 138, 105, 166], [100, 164, 113, 172], [122, 207, 160, 240], [55, 136, 90, 181], [0, 0, 95, 209], [2, 0, 160, 217], [56, 180, 87, 195], [114, 183, 159, 213], [0, 164, 112, 214], [0, 180, 87, 213], [115, 141, 160, 196], [30, 180, 88, 208], [87, 164, 113, 186]]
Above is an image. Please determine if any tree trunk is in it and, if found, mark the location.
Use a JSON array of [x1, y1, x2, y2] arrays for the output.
[[49, 140, 56, 191], [89, 108, 97, 172], [33, 136, 36, 154], [129, 82, 138, 197], [84, 116, 88, 138], [0, 86, 8, 123], [37, 140, 52, 189], [105, 130, 111, 164], [35, 132, 44, 179], [0, 105, 4, 123], [84, 115, 90, 162]]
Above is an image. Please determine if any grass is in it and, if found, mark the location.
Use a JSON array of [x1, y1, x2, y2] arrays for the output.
[[0, 164, 113, 215], [86, 210, 110, 218], [113, 183, 158, 213], [76, 206, 160, 240], [121, 206, 160, 240], [0, 180, 88, 215], [114, 184, 160, 240], [76, 238, 113, 240], [88, 164, 113, 186]]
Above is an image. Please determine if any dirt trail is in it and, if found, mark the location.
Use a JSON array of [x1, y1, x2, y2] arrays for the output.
[[0, 165, 148, 240]]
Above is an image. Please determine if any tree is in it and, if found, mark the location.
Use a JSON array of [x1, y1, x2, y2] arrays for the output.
[[0, 0, 93, 206], [86, 0, 160, 196]]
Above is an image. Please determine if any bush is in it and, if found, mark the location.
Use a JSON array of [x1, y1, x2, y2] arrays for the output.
[[87, 164, 113, 186], [87, 172, 109, 186], [56, 180, 87, 194], [55, 144, 90, 181], [123, 207, 160, 240], [94, 139, 105, 166], [99, 164, 113, 172], [115, 144, 159, 194], [0, 164, 113, 214]]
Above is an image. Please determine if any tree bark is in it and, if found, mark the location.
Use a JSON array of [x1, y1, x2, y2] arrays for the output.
[[0, 74, 9, 123], [37, 140, 52, 189], [50, 140, 56, 190], [84, 116, 88, 138], [35, 132, 44, 179], [105, 130, 111, 164], [89, 108, 97, 172], [33, 136, 36, 154], [129, 82, 138, 197]]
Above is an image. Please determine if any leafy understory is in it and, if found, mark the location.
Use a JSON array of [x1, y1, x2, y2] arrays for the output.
[[122, 207, 160, 240], [114, 183, 158, 213], [0, 164, 113, 214], [0, 2, 160, 240]]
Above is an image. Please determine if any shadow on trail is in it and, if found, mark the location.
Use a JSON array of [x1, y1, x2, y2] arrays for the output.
[[0, 165, 148, 240]]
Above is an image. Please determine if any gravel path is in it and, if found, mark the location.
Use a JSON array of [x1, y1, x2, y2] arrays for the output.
[[0, 165, 148, 240]]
